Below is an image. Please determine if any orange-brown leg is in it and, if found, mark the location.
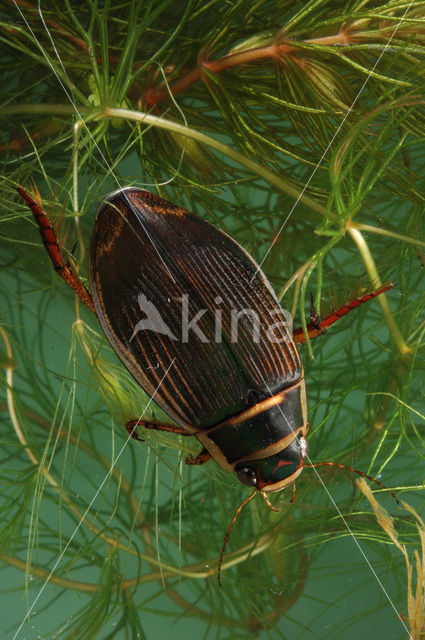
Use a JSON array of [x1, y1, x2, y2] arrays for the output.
[[126, 419, 190, 441], [126, 420, 211, 465], [17, 186, 95, 313], [185, 449, 212, 465], [293, 283, 394, 344], [304, 461, 398, 504]]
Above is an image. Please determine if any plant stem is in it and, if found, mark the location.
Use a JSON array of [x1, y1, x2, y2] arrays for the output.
[[0, 104, 77, 116], [2, 553, 99, 592], [105, 107, 327, 215], [144, 30, 352, 106], [347, 226, 410, 356], [353, 222, 425, 250]]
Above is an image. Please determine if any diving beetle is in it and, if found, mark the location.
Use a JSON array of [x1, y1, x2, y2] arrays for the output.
[[17, 186, 394, 580]]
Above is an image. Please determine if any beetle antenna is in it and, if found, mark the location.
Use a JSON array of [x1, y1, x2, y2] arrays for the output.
[[304, 462, 399, 504], [218, 489, 257, 586]]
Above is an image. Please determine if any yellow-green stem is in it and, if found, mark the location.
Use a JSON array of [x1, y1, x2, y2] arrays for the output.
[[2, 554, 99, 593], [105, 107, 327, 216], [347, 227, 410, 356], [353, 222, 425, 250]]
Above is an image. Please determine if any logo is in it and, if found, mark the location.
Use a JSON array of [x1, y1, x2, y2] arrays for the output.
[[129, 293, 293, 345], [130, 294, 178, 341]]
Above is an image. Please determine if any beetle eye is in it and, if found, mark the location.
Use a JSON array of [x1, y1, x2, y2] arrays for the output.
[[236, 466, 257, 487]]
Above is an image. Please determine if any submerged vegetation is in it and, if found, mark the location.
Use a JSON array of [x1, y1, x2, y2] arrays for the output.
[[0, 1, 424, 638]]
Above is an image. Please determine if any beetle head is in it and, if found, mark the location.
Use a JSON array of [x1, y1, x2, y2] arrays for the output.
[[234, 435, 308, 492]]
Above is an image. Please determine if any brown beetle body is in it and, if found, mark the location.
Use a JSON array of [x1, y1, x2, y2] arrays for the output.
[[90, 188, 309, 491], [18, 185, 392, 496]]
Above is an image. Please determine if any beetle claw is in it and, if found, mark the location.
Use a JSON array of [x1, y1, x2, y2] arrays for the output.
[[185, 448, 212, 465], [309, 293, 320, 329], [126, 421, 144, 441]]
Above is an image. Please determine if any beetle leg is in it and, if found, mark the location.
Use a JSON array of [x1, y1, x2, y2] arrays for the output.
[[17, 186, 95, 313], [126, 419, 190, 441], [126, 420, 210, 464], [185, 448, 212, 465], [293, 283, 394, 344]]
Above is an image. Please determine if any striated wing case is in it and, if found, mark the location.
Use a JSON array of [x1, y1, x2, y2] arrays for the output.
[[89, 188, 302, 430]]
